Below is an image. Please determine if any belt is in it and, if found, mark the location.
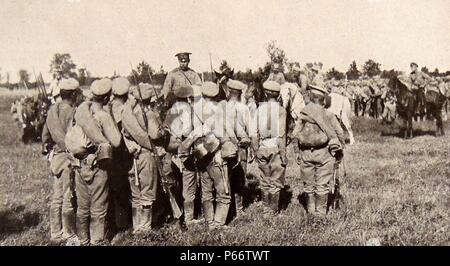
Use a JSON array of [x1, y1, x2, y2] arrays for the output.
[[299, 142, 328, 151]]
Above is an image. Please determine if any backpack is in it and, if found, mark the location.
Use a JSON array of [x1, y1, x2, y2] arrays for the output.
[[65, 113, 94, 158], [296, 120, 329, 147]]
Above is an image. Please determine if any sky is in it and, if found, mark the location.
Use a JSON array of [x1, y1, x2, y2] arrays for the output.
[[1, 0, 449, 82]]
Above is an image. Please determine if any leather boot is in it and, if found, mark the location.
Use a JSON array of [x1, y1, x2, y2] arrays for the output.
[[261, 190, 269, 205], [269, 191, 280, 214], [183, 201, 195, 225], [139, 205, 153, 232], [50, 208, 63, 241], [315, 193, 329, 216], [90, 216, 106, 245], [62, 211, 76, 239], [131, 207, 141, 235], [213, 202, 230, 226], [306, 193, 316, 215], [235, 193, 243, 214], [202, 201, 214, 225], [76, 217, 90, 246]]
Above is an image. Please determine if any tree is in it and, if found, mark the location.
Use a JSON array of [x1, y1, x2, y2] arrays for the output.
[[362, 59, 381, 77], [265, 40, 288, 71], [326, 67, 345, 80], [431, 68, 440, 77], [128, 60, 156, 84], [346, 61, 361, 80], [50, 53, 77, 78], [18, 69, 30, 85]]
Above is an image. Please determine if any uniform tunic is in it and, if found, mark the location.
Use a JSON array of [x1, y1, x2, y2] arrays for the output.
[[42, 101, 76, 239], [161, 67, 201, 106]]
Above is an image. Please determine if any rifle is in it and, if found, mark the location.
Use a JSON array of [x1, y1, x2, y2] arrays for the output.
[[130, 63, 182, 219], [209, 53, 215, 82], [331, 161, 344, 209]]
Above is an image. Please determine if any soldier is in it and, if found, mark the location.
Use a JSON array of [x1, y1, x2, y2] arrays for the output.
[[161, 52, 202, 108], [292, 80, 344, 216], [409, 62, 431, 115], [266, 61, 286, 85], [253, 81, 287, 216], [219, 79, 252, 216], [121, 83, 165, 234], [164, 85, 202, 227], [69, 78, 122, 245], [41, 78, 79, 243], [187, 82, 232, 228], [48, 67, 64, 103], [107, 77, 133, 232]]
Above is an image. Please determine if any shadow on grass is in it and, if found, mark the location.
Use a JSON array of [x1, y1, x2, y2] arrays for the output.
[[380, 129, 438, 138], [0, 205, 41, 239]]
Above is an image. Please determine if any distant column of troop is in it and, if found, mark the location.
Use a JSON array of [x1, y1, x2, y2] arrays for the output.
[[41, 52, 363, 246]]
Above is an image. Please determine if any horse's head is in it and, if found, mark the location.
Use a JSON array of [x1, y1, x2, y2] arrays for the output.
[[214, 68, 234, 85]]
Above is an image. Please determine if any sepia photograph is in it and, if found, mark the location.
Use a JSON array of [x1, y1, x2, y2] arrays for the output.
[[0, 0, 449, 255]]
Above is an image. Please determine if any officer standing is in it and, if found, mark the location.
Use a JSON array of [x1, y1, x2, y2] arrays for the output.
[[121, 83, 165, 234], [71, 78, 122, 245], [292, 81, 343, 217], [161, 52, 202, 108], [41, 78, 79, 243], [253, 81, 287, 216]]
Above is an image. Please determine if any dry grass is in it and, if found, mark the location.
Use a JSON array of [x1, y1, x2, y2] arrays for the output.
[[0, 94, 449, 246]]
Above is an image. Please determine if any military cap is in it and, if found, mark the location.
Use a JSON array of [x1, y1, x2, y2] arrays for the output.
[[174, 85, 194, 98], [131, 83, 154, 100], [226, 79, 246, 91], [292, 65, 301, 72], [410, 62, 418, 68], [308, 80, 328, 95], [262, 80, 281, 92], [175, 52, 192, 63], [59, 78, 79, 91], [201, 82, 219, 97], [112, 77, 130, 96], [90, 78, 112, 96]]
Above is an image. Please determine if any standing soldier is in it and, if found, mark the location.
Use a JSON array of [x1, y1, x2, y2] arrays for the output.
[[409, 62, 431, 115], [219, 79, 252, 216], [69, 78, 122, 245], [41, 78, 79, 243], [107, 77, 133, 232], [161, 52, 202, 108], [48, 67, 64, 103], [121, 83, 165, 234], [292, 81, 344, 217], [164, 85, 202, 227], [253, 81, 287, 216]]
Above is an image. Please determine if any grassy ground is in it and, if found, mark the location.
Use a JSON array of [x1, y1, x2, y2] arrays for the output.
[[0, 92, 449, 246]]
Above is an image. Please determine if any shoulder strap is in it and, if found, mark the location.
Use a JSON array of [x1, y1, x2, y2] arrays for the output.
[[180, 70, 193, 85]]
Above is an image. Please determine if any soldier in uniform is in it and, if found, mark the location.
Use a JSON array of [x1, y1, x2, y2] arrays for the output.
[[121, 83, 165, 234], [292, 81, 344, 216], [48, 67, 64, 103], [217, 79, 252, 217], [41, 78, 79, 243], [107, 77, 133, 232], [253, 81, 287, 216], [70, 78, 122, 245], [409, 62, 431, 115], [164, 85, 202, 227], [161, 52, 202, 108], [266, 61, 286, 85]]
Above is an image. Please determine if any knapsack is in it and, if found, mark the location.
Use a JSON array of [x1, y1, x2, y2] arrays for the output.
[[65, 111, 93, 158], [296, 120, 329, 147]]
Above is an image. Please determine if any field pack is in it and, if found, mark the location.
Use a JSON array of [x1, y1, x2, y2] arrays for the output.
[[296, 119, 329, 147]]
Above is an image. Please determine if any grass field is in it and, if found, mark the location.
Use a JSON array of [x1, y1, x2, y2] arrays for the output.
[[0, 92, 449, 246]]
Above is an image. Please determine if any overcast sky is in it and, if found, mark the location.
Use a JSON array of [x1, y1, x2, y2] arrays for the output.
[[1, 0, 449, 82]]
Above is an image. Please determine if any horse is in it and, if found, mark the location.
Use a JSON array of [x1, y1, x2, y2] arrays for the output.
[[388, 76, 445, 138]]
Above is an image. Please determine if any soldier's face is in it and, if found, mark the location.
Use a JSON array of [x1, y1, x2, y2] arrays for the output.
[[411, 65, 418, 72], [179, 59, 190, 70]]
